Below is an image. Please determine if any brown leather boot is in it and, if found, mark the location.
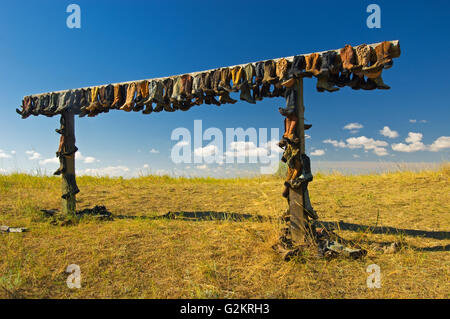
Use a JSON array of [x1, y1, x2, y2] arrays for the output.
[[340, 44, 361, 72], [134, 81, 149, 111], [120, 83, 136, 112], [219, 92, 237, 104], [111, 84, 125, 109], [305, 53, 321, 76], [374, 41, 394, 69], [219, 68, 233, 92], [85, 87, 101, 113], [276, 58, 289, 82], [262, 60, 277, 83]]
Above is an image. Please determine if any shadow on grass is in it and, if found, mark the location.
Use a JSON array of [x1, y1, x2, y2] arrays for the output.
[[318, 220, 450, 240]]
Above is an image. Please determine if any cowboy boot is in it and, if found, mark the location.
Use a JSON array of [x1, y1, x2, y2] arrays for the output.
[[162, 78, 175, 112], [211, 69, 223, 96], [278, 88, 297, 117], [348, 74, 364, 90], [260, 82, 271, 97], [231, 66, 243, 91], [239, 81, 256, 104], [191, 74, 204, 105], [182, 74, 193, 100], [134, 81, 149, 111], [357, 44, 383, 74], [262, 60, 277, 83], [79, 88, 92, 117], [276, 58, 289, 82], [255, 62, 264, 86], [142, 81, 154, 114], [45, 93, 59, 115], [297, 154, 313, 182], [120, 83, 136, 112], [316, 75, 339, 92], [17, 96, 33, 119], [243, 63, 255, 88], [304, 53, 320, 77], [340, 44, 361, 72], [366, 69, 390, 90], [170, 77, 183, 104], [110, 84, 124, 109], [53, 155, 66, 176], [85, 87, 101, 113], [219, 92, 237, 104], [218, 68, 233, 92], [373, 41, 394, 70]]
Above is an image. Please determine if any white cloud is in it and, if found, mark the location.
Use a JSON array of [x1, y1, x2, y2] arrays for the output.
[[343, 123, 364, 132], [143, 164, 149, 169], [324, 136, 388, 156], [39, 157, 59, 165], [323, 139, 346, 148], [311, 149, 325, 156], [379, 126, 399, 138], [26, 150, 41, 160], [10, 150, 16, 155], [79, 166, 130, 177], [409, 119, 427, 123], [77, 152, 99, 164], [194, 144, 219, 157], [391, 132, 427, 152], [353, 154, 360, 158], [305, 134, 311, 139], [196, 164, 208, 170], [429, 136, 450, 152], [0, 150, 12, 159], [150, 148, 160, 154]]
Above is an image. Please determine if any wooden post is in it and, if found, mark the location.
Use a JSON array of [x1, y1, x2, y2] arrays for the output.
[[61, 112, 77, 215], [289, 78, 307, 245]]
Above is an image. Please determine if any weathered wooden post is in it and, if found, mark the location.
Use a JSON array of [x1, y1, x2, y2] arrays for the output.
[[61, 111, 77, 215], [288, 78, 308, 245]]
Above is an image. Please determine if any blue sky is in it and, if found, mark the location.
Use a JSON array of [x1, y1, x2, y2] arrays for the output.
[[0, 0, 449, 177]]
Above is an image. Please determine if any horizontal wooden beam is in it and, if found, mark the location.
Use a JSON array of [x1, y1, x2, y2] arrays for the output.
[[24, 40, 400, 98]]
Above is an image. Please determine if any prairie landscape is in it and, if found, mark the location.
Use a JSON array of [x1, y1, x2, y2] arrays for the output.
[[0, 165, 449, 299]]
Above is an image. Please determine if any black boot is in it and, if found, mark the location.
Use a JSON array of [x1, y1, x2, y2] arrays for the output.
[[239, 82, 256, 104]]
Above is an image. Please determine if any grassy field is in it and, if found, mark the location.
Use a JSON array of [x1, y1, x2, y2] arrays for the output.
[[0, 165, 449, 299]]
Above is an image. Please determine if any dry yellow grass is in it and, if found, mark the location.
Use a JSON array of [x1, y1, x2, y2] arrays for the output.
[[0, 165, 449, 299]]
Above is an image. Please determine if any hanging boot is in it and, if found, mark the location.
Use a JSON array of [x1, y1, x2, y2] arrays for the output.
[[162, 78, 176, 112], [276, 58, 289, 83], [262, 60, 277, 83], [111, 84, 126, 109], [120, 83, 136, 112], [182, 74, 193, 101], [134, 81, 149, 111], [62, 171, 80, 199], [298, 154, 313, 182], [316, 75, 339, 92], [53, 155, 67, 176], [170, 76, 183, 105], [349, 73, 365, 90], [374, 41, 394, 70], [278, 88, 297, 117], [239, 81, 256, 104], [340, 44, 361, 72], [85, 87, 101, 114], [218, 68, 233, 92], [243, 63, 255, 88], [231, 66, 243, 92], [218, 91, 237, 105], [305, 53, 321, 77]]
